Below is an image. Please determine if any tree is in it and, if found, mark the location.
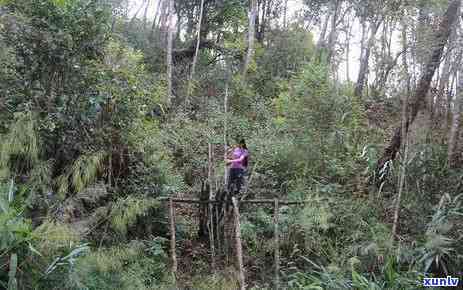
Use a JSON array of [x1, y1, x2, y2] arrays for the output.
[[189, 0, 205, 84], [354, 6, 382, 97], [243, 0, 257, 78], [448, 10, 463, 167], [166, 0, 175, 105], [448, 66, 463, 167], [377, 0, 461, 181]]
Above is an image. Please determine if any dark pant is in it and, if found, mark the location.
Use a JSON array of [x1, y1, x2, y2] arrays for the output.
[[227, 168, 244, 195]]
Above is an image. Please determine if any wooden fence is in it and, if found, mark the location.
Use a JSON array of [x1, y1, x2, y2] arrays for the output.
[[159, 197, 310, 290]]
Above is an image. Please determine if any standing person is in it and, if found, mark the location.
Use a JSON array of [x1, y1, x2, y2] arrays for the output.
[[225, 138, 249, 196]]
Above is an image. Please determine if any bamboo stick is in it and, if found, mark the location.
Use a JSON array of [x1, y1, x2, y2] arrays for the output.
[[274, 198, 280, 290], [232, 197, 246, 290], [224, 82, 229, 186], [208, 143, 216, 271], [168, 198, 177, 283]]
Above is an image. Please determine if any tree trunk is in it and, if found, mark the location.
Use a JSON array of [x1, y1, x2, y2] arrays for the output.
[[345, 13, 353, 82], [158, 0, 169, 43], [283, 0, 288, 29], [257, 0, 267, 44], [401, 14, 411, 95], [354, 18, 381, 98], [166, 0, 174, 106], [437, 24, 457, 123], [316, 12, 331, 53], [392, 16, 412, 234], [377, 0, 461, 181], [448, 10, 463, 167], [128, 0, 147, 29], [326, 0, 340, 65], [189, 0, 205, 83], [446, 54, 462, 138], [150, 0, 163, 40], [243, 0, 257, 78], [417, 0, 432, 73], [142, 0, 151, 31], [448, 70, 462, 167]]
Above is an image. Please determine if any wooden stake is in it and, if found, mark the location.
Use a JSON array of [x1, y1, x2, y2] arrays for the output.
[[224, 82, 229, 186], [169, 198, 177, 282], [274, 198, 280, 290], [208, 143, 216, 271], [232, 197, 246, 290]]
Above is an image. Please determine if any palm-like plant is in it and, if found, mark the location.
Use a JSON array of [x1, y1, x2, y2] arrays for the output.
[[0, 180, 32, 290], [415, 193, 462, 275]]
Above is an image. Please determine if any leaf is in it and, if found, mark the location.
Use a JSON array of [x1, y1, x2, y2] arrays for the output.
[[8, 253, 18, 290], [8, 179, 14, 203], [45, 257, 62, 275], [28, 243, 43, 257], [52, 0, 67, 7], [62, 243, 90, 261]]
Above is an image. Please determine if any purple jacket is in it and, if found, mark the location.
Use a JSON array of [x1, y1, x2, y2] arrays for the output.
[[229, 147, 249, 169]]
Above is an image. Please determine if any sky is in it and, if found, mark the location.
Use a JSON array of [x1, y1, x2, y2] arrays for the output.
[[124, 0, 401, 83]]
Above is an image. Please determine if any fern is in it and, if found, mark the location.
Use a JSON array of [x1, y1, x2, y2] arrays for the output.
[[0, 112, 40, 180], [56, 151, 106, 198], [110, 196, 160, 235], [415, 193, 463, 275]]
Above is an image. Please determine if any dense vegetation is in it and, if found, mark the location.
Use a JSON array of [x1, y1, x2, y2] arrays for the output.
[[1, 0, 462, 289]]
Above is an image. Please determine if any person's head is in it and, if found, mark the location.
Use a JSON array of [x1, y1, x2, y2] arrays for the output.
[[238, 138, 247, 150]]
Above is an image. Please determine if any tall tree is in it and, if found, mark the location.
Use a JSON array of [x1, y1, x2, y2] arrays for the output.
[[354, 15, 382, 97], [377, 0, 461, 180], [344, 12, 354, 82], [326, 0, 343, 64], [129, 0, 147, 29], [159, 0, 169, 42], [166, 0, 175, 105], [143, 0, 151, 30], [448, 66, 463, 167], [448, 10, 463, 167], [316, 11, 330, 52], [189, 0, 205, 83], [243, 0, 258, 78], [150, 0, 163, 40]]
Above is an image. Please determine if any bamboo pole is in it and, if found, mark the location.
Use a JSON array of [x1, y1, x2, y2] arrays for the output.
[[224, 82, 229, 186], [232, 197, 246, 290], [208, 143, 216, 271], [274, 198, 280, 290], [169, 198, 177, 283]]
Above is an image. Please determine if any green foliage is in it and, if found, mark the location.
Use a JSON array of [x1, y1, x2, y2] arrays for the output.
[[8, 253, 18, 290], [189, 269, 239, 290], [0, 112, 40, 180], [0, 181, 34, 290], [1, 0, 461, 288], [110, 196, 160, 236], [56, 151, 106, 198], [286, 255, 423, 290], [415, 193, 463, 275], [33, 220, 80, 254], [69, 240, 171, 290], [297, 196, 334, 233], [0, 181, 32, 253]]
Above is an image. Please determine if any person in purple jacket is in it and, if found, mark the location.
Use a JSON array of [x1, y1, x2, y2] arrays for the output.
[[225, 138, 249, 195]]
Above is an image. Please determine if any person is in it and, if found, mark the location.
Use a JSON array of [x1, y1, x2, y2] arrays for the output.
[[225, 138, 249, 196]]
